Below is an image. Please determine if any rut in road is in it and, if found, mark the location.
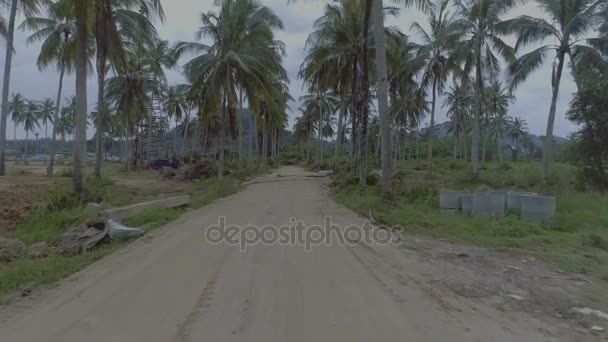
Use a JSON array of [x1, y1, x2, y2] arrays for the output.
[[0, 167, 596, 342]]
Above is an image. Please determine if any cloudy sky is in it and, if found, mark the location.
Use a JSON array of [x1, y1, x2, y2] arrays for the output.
[[0, 0, 581, 139]]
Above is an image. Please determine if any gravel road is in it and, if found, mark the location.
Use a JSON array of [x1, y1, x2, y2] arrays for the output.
[[0, 167, 590, 341]]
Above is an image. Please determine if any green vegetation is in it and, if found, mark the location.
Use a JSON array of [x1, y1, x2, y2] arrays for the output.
[[332, 159, 608, 281]]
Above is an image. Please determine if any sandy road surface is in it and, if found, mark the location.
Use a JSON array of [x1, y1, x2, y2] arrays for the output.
[[0, 167, 594, 341]]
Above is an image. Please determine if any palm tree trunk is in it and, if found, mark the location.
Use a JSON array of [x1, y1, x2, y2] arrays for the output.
[[248, 113, 253, 158], [180, 113, 190, 162], [318, 93, 323, 167], [471, 35, 483, 177], [359, 0, 373, 186], [495, 122, 503, 163], [542, 52, 565, 184], [333, 99, 345, 170], [350, 55, 358, 171], [427, 78, 437, 174], [95, 52, 106, 178], [453, 134, 458, 159], [262, 113, 267, 160], [218, 95, 227, 180], [372, 0, 391, 195], [73, 0, 88, 193], [0, 0, 19, 175], [24, 131, 29, 163], [238, 88, 244, 164]]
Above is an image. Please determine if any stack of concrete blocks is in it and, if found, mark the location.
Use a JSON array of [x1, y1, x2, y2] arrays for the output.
[[439, 190, 556, 223]]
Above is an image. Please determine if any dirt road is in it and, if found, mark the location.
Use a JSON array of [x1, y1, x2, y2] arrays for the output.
[[0, 167, 597, 341]]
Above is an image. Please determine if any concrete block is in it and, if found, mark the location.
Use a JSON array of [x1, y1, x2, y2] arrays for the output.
[[461, 194, 474, 216], [506, 191, 538, 214], [520, 195, 556, 223], [104, 195, 191, 221], [439, 191, 463, 210], [472, 192, 505, 218], [318, 170, 332, 177]]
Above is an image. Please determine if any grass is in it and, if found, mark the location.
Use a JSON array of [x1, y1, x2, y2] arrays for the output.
[[332, 159, 608, 281], [0, 160, 275, 303]]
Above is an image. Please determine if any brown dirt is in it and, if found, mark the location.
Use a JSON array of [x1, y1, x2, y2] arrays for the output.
[[0, 176, 56, 233], [0, 167, 606, 341]]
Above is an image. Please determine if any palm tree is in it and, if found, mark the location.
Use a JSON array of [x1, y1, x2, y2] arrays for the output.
[[443, 81, 473, 159], [39, 98, 54, 142], [21, 0, 78, 175], [293, 112, 315, 157], [173, 0, 287, 180], [413, 0, 461, 173], [22, 99, 41, 162], [507, 116, 527, 161], [164, 84, 187, 156], [298, 0, 365, 170], [73, 0, 88, 193], [452, 0, 516, 177], [485, 81, 513, 163], [299, 92, 339, 167], [92, 0, 165, 177], [0, 0, 41, 175], [8, 93, 26, 143], [499, 0, 608, 184]]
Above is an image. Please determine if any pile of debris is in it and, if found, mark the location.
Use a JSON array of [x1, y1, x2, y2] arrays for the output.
[[160, 160, 216, 181], [55, 218, 144, 255]]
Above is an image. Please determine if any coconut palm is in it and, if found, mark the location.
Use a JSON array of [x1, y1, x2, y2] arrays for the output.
[[451, 0, 516, 177], [499, 0, 608, 184], [8, 93, 27, 142], [485, 80, 513, 163], [293, 112, 316, 156], [39, 98, 54, 142], [20, 0, 79, 175], [0, 0, 41, 175], [299, 0, 366, 170], [506, 116, 527, 160], [412, 0, 461, 173], [387, 32, 426, 161], [299, 92, 339, 166], [72, 0, 88, 192], [443, 81, 473, 159], [92, 0, 164, 177], [22, 99, 41, 162], [173, 0, 287, 180]]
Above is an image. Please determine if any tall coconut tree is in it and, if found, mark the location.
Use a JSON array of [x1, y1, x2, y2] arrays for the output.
[[22, 99, 41, 162], [20, 0, 78, 175], [412, 0, 461, 173], [92, 0, 165, 177], [39, 98, 54, 142], [371, 0, 431, 197], [173, 0, 287, 180], [8, 93, 26, 143], [452, 0, 516, 177], [485, 80, 513, 163], [499, 0, 608, 184], [299, 91, 339, 166], [72, 0, 88, 192], [0, 0, 41, 175], [507, 116, 527, 160], [443, 81, 473, 159], [299, 0, 367, 170]]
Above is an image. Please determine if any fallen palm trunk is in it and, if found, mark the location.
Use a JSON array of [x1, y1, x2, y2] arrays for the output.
[[103, 195, 191, 221]]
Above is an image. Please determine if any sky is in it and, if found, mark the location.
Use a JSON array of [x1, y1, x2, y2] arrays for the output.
[[0, 0, 582, 139]]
